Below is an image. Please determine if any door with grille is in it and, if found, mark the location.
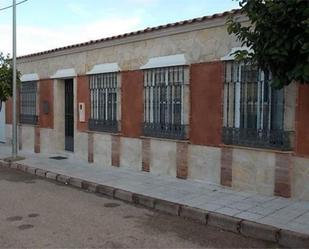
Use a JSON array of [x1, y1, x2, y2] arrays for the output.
[[65, 79, 74, 152]]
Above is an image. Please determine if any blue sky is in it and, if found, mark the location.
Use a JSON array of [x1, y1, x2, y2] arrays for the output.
[[0, 0, 239, 56]]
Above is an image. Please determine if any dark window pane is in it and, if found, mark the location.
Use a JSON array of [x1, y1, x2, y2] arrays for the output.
[[223, 61, 290, 150], [143, 66, 186, 140], [20, 81, 38, 125]]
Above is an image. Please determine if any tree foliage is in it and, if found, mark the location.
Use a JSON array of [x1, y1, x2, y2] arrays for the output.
[[0, 53, 20, 110], [227, 0, 309, 88]]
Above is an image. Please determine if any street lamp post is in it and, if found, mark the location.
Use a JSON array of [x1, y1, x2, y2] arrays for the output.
[[12, 0, 17, 158]]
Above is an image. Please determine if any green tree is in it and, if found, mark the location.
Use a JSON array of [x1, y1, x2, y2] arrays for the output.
[[227, 0, 309, 88], [0, 53, 20, 111]]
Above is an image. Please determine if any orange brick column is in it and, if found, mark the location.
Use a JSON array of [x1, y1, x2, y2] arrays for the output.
[[274, 153, 292, 198], [221, 148, 233, 187], [121, 70, 143, 138], [190, 62, 224, 146], [39, 79, 54, 129], [111, 135, 120, 167], [37, 79, 54, 154], [142, 138, 151, 172], [76, 75, 90, 132], [295, 84, 309, 156], [176, 142, 189, 179]]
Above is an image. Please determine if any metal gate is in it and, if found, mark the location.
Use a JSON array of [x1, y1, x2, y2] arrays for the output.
[[0, 102, 5, 143], [65, 79, 74, 152]]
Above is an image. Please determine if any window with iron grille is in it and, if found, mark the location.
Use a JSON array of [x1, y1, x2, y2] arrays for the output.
[[88, 73, 119, 133], [19, 81, 38, 125], [143, 66, 186, 139], [223, 61, 291, 150]]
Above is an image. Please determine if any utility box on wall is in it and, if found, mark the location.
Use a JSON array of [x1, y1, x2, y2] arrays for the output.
[[79, 102, 85, 122]]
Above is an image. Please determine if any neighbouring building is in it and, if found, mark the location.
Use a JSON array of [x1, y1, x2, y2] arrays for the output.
[[4, 9, 309, 201]]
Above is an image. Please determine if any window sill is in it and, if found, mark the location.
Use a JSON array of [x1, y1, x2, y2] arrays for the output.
[[140, 136, 189, 144], [86, 130, 121, 136], [19, 123, 39, 127], [220, 143, 293, 154]]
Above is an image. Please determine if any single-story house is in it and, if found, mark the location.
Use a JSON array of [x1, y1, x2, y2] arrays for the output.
[[4, 9, 309, 201]]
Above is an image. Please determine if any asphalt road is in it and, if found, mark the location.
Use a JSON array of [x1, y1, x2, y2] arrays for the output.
[[0, 167, 278, 248]]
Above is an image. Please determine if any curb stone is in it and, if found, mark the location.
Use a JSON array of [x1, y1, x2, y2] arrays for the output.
[[46, 172, 59, 180], [97, 185, 116, 197], [82, 181, 98, 192], [114, 189, 134, 203], [154, 199, 181, 216], [20, 164, 28, 172], [35, 169, 47, 177], [180, 206, 208, 224], [16, 163, 27, 172], [240, 220, 279, 242], [133, 194, 155, 209], [208, 212, 242, 233], [0, 160, 10, 168], [26, 167, 36, 175], [10, 163, 18, 169], [56, 174, 70, 184], [16, 163, 25, 171], [69, 177, 83, 188], [278, 229, 309, 248]]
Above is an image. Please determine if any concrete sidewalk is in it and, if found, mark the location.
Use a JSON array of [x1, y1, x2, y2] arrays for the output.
[[0, 144, 308, 248]]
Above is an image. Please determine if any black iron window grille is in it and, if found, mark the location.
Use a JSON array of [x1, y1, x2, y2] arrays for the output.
[[19, 81, 38, 125], [143, 66, 186, 140], [223, 61, 291, 150], [89, 73, 118, 133]]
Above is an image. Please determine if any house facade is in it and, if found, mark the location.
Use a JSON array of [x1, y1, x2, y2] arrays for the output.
[[4, 10, 309, 201]]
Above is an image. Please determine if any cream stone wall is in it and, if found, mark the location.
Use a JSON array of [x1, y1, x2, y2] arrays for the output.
[[74, 131, 88, 162], [17, 24, 241, 77], [120, 137, 142, 171], [20, 125, 35, 152], [93, 133, 111, 168], [40, 128, 58, 154], [292, 156, 309, 201], [188, 145, 221, 184], [150, 139, 177, 177], [232, 148, 276, 196]]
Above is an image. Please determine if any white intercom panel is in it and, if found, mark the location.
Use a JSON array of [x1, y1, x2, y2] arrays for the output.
[[79, 102, 85, 122]]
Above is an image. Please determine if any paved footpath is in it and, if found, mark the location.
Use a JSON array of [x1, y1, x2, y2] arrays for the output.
[[0, 144, 309, 248]]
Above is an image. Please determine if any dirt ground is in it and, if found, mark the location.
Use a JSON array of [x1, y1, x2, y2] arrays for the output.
[[0, 167, 278, 248]]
